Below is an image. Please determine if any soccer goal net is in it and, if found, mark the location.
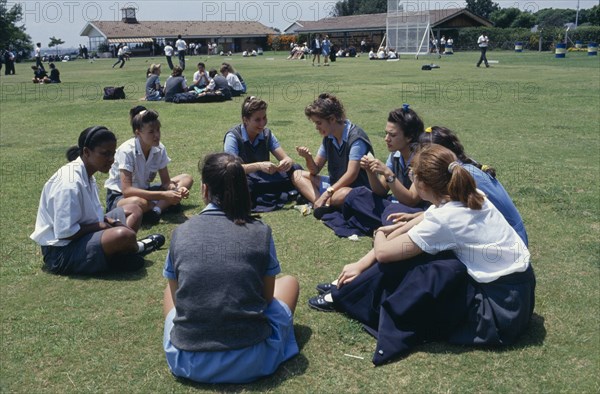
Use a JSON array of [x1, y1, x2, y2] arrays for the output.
[[386, 1, 431, 57]]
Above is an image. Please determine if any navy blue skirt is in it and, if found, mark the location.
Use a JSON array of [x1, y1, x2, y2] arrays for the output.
[[331, 252, 536, 365]]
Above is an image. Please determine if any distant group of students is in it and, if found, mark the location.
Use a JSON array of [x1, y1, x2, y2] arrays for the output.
[[30, 62, 61, 84], [30, 93, 535, 383], [145, 61, 246, 103]]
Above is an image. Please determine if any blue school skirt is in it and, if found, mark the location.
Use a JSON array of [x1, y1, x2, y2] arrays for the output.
[[331, 252, 536, 365], [163, 298, 299, 384]]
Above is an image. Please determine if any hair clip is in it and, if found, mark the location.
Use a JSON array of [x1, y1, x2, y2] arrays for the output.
[[402, 103, 410, 113], [448, 161, 459, 174], [425, 127, 432, 133]]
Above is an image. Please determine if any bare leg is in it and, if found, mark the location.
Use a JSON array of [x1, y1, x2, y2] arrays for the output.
[[118, 196, 152, 213], [292, 170, 321, 203], [156, 173, 194, 211], [273, 275, 299, 314], [100, 226, 138, 256], [330, 187, 351, 207], [121, 203, 143, 231], [163, 283, 175, 318]]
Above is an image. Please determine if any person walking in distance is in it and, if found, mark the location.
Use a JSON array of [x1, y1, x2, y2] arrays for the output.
[[477, 32, 489, 68]]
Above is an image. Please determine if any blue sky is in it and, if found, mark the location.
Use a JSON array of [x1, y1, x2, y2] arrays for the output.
[[14, 0, 598, 48]]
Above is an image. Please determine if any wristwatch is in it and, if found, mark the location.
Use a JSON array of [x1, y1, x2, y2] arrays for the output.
[[386, 174, 396, 183], [326, 186, 335, 195]]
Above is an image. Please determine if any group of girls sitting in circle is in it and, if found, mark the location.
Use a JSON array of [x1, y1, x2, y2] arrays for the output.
[[30, 92, 535, 383], [145, 61, 246, 103]]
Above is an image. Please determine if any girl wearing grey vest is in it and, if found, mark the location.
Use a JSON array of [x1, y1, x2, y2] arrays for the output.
[[293, 93, 374, 218], [224, 96, 301, 211], [162, 153, 300, 383]]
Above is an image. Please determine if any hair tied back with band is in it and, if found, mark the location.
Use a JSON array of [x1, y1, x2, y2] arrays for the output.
[[448, 161, 460, 173]]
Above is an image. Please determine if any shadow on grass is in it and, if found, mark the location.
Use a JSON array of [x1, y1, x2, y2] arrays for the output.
[[49, 258, 159, 282], [170, 324, 313, 391], [415, 312, 547, 358]]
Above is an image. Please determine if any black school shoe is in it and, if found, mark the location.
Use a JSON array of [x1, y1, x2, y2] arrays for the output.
[[313, 205, 336, 220], [316, 282, 336, 295], [138, 234, 166, 256], [308, 294, 336, 312], [143, 210, 161, 224]]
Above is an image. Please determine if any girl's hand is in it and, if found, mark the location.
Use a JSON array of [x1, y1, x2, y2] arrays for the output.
[[163, 190, 183, 205], [313, 193, 330, 209], [359, 155, 373, 170], [337, 261, 365, 288], [296, 146, 311, 159], [277, 157, 293, 173], [260, 162, 278, 175], [377, 222, 405, 236], [387, 211, 421, 223], [104, 217, 123, 228], [178, 186, 190, 199], [368, 158, 389, 176]]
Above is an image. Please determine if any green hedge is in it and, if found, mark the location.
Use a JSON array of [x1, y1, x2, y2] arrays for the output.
[[455, 26, 600, 51]]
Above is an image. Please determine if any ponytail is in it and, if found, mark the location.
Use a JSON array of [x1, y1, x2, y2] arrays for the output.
[[200, 153, 252, 224], [447, 161, 484, 210], [414, 145, 484, 210]]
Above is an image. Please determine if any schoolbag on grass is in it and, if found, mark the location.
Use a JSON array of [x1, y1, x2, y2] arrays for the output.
[[103, 86, 125, 100]]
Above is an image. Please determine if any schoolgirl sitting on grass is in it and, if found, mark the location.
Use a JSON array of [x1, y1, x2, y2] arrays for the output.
[[105, 106, 193, 224], [292, 93, 374, 219], [162, 153, 299, 383], [30, 126, 165, 275], [224, 96, 301, 211], [309, 144, 535, 365]]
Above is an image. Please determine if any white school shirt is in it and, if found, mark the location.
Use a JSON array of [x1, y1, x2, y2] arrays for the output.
[[408, 195, 530, 283], [225, 73, 243, 91], [104, 137, 171, 192], [478, 35, 489, 47], [193, 70, 210, 83], [164, 45, 174, 56], [175, 39, 187, 51], [35, 47, 41, 57], [30, 157, 104, 247]]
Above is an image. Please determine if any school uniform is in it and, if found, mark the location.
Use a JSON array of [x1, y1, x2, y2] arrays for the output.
[[30, 157, 127, 274], [341, 151, 425, 235], [104, 137, 170, 211], [315, 120, 373, 192], [163, 204, 298, 383], [224, 125, 301, 212], [331, 196, 535, 365]]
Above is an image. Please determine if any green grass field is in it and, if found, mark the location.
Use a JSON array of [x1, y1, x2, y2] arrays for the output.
[[1, 50, 598, 393]]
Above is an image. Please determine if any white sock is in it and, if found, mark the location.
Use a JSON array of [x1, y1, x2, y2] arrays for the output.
[[152, 206, 162, 215], [324, 293, 333, 303], [137, 241, 145, 253]]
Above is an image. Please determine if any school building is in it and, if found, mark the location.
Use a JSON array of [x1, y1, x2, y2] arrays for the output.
[[284, 8, 492, 51], [80, 7, 277, 56]]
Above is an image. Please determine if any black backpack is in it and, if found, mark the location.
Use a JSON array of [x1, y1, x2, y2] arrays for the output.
[[103, 86, 126, 100]]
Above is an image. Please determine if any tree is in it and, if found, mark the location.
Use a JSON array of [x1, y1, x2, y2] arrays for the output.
[[535, 8, 577, 28], [511, 13, 537, 29], [332, 0, 386, 17], [580, 5, 600, 26], [490, 7, 522, 28], [466, 0, 500, 19], [48, 36, 65, 56], [0, 0, 33, 54]]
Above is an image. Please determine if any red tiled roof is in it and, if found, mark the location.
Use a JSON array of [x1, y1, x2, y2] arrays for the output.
[[293, 9, 491, 33], [83, 20, 277, 38]]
